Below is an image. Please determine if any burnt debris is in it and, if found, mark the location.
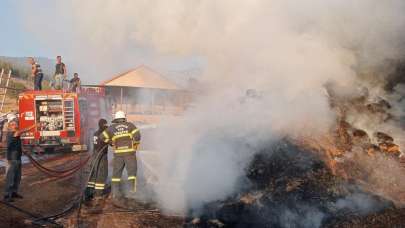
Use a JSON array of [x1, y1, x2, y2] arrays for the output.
[[186, 141, 394, 228]]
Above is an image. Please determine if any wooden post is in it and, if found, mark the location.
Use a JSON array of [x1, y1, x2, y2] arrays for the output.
[[151, 89, 155, 114], [120, 87, 123, 111]]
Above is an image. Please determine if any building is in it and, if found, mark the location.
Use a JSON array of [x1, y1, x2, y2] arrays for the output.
[[101, 65, 190, 124]]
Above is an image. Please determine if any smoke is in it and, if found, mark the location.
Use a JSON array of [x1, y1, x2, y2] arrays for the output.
[[132, 1, 404, 214], [18, 1, 201, 82], [280, 206, 325, 228], [19, 0, 405, 215], [345, 147, 405, 206]]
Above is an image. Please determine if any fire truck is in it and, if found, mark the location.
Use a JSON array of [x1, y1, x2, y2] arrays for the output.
[[18, 86, 109, 152]]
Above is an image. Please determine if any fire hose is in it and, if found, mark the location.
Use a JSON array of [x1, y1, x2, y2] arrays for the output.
[[74, 144, 152, 225], [76, 144, 109, 225], [0, 199, 63, 227], [27, 145, 109, 226], [35, 144, 149, 226], [8, 122, 91, 177], [23, 150, 91, 178], [0, 145, 109, 227]]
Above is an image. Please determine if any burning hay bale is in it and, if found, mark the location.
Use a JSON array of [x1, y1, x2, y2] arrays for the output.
[[335, 120, 353, 151], [239, 192, 264, 204], [366, 98, 392, 114], [329, 208, 405, 227], [366, 144, 381, 157], [329, 89, 402, 159], [186, 141, 394, 228], [372, 132, 401, 157], [351, 129, 370, 146], [374, 132, 394, 144], [378, 142, 401, 157]]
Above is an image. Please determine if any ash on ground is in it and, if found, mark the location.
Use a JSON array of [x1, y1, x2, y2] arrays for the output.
[[186, 141, 397, 228]]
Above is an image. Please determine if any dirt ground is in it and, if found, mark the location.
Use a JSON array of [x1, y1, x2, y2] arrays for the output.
[[0, 152, 184, 228], [62, 198, 184, 228], [1, 149, 404, 228], [0, 152, 85, 227]]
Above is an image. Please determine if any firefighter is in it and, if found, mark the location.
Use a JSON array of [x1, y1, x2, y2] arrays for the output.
[[100, 111, 140, 200], [85, 119, 109, 202]]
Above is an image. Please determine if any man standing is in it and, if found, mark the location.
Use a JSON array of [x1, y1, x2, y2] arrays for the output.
[[70, 73, 81, 93], [100, 111, 140, 201], [3, 116, 34, 202], [85, 119, 109, 202], [28, 57, 43, 91], [53, 56, 67, 90]]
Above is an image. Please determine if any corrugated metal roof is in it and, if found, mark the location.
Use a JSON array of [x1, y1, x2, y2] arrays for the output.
[[101, 65, 181, 90]]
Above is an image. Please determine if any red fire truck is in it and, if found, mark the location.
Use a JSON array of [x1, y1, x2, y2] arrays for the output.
[[18, 86, 109, 152]]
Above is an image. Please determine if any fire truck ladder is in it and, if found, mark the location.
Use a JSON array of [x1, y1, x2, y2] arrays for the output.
[[0, 69, 12, 112], [63, 99, 75, 131]]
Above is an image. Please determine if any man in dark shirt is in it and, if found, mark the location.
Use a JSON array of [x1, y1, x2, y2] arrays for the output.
[[3, 118, 35, 202], [28, 57, 43, 91], [70, 73, 81, 92], [4, 120, 23, 202], [53, 56, 67, 90]]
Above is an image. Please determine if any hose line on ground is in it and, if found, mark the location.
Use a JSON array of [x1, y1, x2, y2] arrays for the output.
[[0, 200, 63, 227], [0, 145, 107, 227], [76, 144, 108, 226], [23, 150, 91, 178]]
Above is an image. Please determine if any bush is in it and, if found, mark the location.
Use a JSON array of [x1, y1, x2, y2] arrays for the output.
[[0, 60, 30, 79], [7, 81, 27, 99]]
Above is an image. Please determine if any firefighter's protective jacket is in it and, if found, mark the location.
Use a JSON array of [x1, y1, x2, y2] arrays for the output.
[[93, 128, 108, 154], [100, 121, 140, 154]]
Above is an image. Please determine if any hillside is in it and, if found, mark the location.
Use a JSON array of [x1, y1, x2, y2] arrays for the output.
[[0, 56, 53, 113], [0, 56, 54, 79]]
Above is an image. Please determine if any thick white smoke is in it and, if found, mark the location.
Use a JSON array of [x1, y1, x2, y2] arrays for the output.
[[20, 0, 405, 215]]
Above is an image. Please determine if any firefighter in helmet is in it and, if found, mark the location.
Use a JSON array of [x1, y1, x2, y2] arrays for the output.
[[85, 118, 109, 202], [100, 111, 140, 200]]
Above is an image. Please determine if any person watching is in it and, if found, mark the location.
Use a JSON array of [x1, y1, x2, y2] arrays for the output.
[[53, 56, 67, 90], [70, 73, 81, 92]]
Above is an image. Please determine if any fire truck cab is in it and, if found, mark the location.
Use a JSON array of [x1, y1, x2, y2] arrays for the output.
[[18, 87, 108, 152]]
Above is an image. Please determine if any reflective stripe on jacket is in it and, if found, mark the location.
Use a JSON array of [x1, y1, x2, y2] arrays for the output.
[[101, 121, 140, 154]]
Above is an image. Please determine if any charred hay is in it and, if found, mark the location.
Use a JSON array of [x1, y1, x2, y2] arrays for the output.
[[328, 208, 405, 228], [186, 141, 394, 228]]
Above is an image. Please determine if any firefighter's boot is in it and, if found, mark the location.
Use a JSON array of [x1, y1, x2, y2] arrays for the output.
[[91, 196, 105, 210], [111, 182, 123, 200], [84, 186, 94, 202], [129, 177, 137, 194]]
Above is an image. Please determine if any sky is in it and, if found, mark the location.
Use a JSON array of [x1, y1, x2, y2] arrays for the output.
[[0, 0, 53, 57], [0, 0, 201, 83]]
